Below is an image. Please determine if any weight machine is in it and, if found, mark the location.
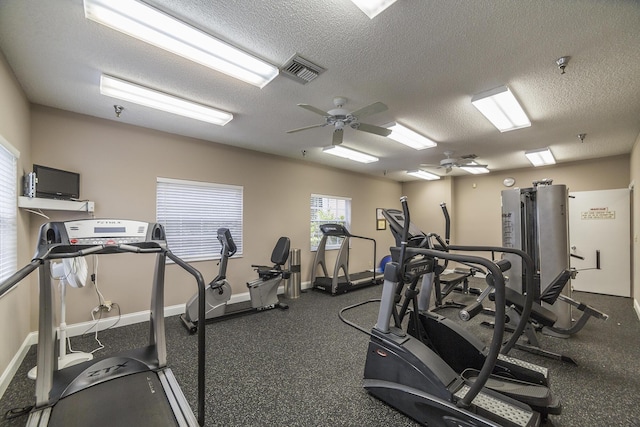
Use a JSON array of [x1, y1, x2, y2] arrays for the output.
[[501, 180, 608, 339]]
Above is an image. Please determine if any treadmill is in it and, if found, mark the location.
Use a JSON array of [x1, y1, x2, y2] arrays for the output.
[[0, 219, 206, 426], [310, 223, 381, 295]]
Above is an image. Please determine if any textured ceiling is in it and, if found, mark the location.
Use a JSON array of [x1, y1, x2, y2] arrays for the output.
[[1, 0, 639, 181]]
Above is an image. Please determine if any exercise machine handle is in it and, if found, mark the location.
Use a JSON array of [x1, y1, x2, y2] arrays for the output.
[[458, 282, 494, 321], [167, 250, 206, 426], [459, 301, 483, 321], [397, 196, 411, 275], [0, 259, 41, 298], [440, 202, 450, 245]]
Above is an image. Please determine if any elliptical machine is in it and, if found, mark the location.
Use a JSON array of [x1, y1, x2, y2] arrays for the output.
[[340, 197, 548, 427], [180, 228, 290, 333], [379, 206, 561, 417], [380, 207, 550, 383]]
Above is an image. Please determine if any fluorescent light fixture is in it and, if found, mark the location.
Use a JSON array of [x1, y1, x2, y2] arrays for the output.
[[525, 147, 556, 166], [100, 74, 233, 125], [471, 86, 531, 132], [349, 0, 397, 18], [84, 0, 279, 88], [407, 170, 441, 180], [387, 123, 438, 150], [460, 161, 490, 174], [322, 145, 379, 163]]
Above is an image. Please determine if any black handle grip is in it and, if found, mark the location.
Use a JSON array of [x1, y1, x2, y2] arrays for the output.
[[495, 258, 511, 272], [459, 301, 483, 321]]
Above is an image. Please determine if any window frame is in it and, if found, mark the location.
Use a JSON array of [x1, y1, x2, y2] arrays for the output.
[[310, 193, 351, 251]]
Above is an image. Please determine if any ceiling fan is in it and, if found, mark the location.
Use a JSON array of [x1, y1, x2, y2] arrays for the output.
[[421, 151, 488, 174], [286, 96, 392, 145]]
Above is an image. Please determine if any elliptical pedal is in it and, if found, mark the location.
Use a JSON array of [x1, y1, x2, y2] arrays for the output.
[[453, 385, 538, 427], [497, 354, 549, 382]]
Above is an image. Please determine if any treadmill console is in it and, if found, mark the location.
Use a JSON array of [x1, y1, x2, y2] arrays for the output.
[[36, 219, 167, 255], [64, 219, 150, 245]]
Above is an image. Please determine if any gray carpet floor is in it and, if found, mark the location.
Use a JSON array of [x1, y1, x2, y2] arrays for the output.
[[1, 281, 639, 426]]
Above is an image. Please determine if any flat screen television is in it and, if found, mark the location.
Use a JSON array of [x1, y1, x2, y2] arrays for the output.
[[33, 164, 80, 200]]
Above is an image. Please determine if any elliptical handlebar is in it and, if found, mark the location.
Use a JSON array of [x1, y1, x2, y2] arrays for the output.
[[440, 202, 451, 246], [447, 244, 536, 355], [396, 196, 507, 408]]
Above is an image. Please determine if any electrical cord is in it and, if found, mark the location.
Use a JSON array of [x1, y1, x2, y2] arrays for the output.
[[5, 405, 33, 420]]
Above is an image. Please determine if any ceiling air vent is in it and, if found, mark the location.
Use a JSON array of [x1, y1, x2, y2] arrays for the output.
[[280, 54, 325, 84]]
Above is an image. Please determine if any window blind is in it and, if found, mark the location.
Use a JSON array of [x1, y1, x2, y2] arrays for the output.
[[0, 137, 18, 282], [156, 177, 243, 261]]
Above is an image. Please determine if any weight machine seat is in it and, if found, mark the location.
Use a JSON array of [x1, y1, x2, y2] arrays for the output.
[[490, 287, 558, 328], [252, 237, 291, 280]]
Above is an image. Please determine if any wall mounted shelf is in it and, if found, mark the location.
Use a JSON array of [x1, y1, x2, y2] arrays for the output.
[[18, 196, 95, 212]]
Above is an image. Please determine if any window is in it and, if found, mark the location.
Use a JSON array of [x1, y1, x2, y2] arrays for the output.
[[156, 177, 243, 262], [310, 194, 351, 251], [0, 135, 18, 282]]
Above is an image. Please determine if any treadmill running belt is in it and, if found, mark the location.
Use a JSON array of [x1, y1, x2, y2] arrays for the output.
[[48, 371, 178, 426]]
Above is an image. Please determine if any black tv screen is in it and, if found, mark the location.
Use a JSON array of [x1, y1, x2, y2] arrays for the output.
[[33, 164, 80, 200]]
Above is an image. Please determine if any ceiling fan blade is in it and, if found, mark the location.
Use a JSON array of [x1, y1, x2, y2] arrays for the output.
[[458, 163, 488, 168], [332, 128, 344, 145], [350, 102, 388, 119], [298, 104, 329, 116], [286, 123, 326, 133], [355, 122, 392, 137]]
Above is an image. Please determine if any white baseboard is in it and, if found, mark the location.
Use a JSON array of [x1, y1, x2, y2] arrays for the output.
[[0, 332, 37, 399], [634, 298, 640, 321], [0, 280, 311, 400]]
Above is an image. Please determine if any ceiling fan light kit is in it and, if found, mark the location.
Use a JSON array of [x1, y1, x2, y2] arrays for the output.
[[525, 147, 556, 166], [323, 145, 379, 163], [100, 75, 234, 125], [84, 0, 279, 88], [288, 97, 390, 146], [471, 85, 531, 132], [349, 0, 398, 19], [406, 170, 440, 180], [386, 122, 438, 150], [421, 151, 489, 174]]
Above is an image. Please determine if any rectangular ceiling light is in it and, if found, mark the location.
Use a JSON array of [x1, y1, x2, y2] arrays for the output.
[[84, 0, 279, 88], [100, 74, 233, 125], [460, 161, 490, 174], [387, 123, 438, 150], [471, 85, 531, 132], [322, 145, 379, 163], [407, 170, 440, 181], [525, 147, 556, 166], [349, 0, 397, 19]]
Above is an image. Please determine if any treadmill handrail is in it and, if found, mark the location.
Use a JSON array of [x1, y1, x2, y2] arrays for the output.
[[167, 250, 206, 426], [0, 243, 207, 426], [317, 223, 379, 284]]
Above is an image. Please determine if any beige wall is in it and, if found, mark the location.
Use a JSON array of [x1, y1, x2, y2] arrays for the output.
[[0, 53, 32, 377], [631, 134, 639, 300], [452, 155, 630, 247], [403, 155, 634, 291], [29, 106, 401, 325]]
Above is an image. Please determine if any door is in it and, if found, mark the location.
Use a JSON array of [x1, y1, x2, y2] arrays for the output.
[[568, 188, 631, 297]]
